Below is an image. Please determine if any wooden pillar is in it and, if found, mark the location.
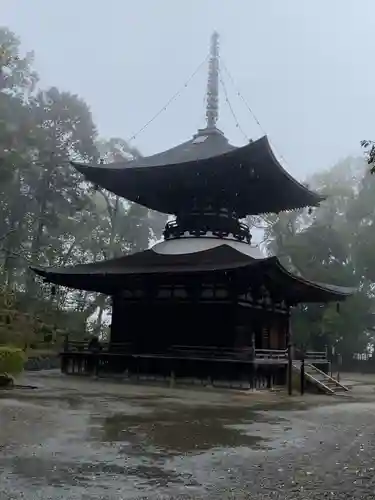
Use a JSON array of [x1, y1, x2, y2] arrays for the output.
[[266, 309, 271, 350], [63, 333, 69, 352], [265, 307, 272, 389], [277, 315, 283, 350], [232, 293, 240, 349], [94, 353, 99, 377], [287, 343, 293, 395], [286, 305, 293, 395], [300, 357, 305, 395], [109, 295, 117, 346], [261, 309, 269, 349], [285, 308, 291, 347]]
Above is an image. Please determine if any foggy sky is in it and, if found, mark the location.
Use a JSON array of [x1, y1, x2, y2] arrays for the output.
[[2, 0, 374, 178]]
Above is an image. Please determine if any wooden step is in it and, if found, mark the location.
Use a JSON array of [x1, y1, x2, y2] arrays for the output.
[[294, 363, 350, 395]]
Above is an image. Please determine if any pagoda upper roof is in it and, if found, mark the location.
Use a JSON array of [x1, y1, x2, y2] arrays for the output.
[[72, 129, 324, 217], [32, 244, 354, 304]]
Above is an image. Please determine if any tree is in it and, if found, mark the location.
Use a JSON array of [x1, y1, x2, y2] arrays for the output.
[[0, 27, 169, 341], [0, 86, 99, 295], [361, 140, 375, 174], [265, 157, 374, 355], [0, 26, 37, 95], [85, 138, 167, 336], [0, 27, 40, 287]]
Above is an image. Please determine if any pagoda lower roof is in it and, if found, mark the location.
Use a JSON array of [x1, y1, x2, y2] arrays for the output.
[[32, 244, 354, 304], [72, 132, 324, 217]]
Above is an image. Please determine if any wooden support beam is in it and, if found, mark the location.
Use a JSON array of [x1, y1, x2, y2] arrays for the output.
[[287, 343, 293, 396]]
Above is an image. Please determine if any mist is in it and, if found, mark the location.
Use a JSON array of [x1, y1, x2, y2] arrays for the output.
[[3, 0, 374, 176]]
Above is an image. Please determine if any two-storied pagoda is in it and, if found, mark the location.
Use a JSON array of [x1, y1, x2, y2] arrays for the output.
[[32, 33, 353, 389]]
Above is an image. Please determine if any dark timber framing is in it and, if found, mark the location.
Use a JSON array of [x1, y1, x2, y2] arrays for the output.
[[32, 32, 354, 391], [33, 246, 353, 388], [71, 135, 325, 217]]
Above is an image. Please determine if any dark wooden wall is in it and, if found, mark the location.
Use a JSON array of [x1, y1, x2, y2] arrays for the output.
[[111, 297, 236, 351], [111, 295, 289, 352]]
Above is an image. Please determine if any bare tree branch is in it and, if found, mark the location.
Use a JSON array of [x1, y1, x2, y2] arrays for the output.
[[0, 228, 17, 245], [0, 248, 31, 263]]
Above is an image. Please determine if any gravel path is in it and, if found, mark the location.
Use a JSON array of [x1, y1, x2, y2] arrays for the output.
[[0, 371, 375, 499], [204, 403, 375, 499]]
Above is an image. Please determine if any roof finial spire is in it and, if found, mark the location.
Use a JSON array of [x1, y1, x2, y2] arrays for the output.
[[206, 31, 220, 130]]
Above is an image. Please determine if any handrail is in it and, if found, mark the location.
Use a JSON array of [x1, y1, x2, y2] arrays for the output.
[[306, 363, 349, 391], [62, 340, 132, 353], [304, 371, 335, 394], [169, 345, 254, 359], [292, 362, 335, 394], [305, 351, 327, 356], [62, 342, 288, 353], [162, 217, 252, 243], [62, 341, 289, 362], [255, 349, 287, 354], [255, 349, 288, 359]]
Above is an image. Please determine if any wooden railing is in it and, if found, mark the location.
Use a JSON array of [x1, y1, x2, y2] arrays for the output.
[[61, 341, 289, 362], [305, 351, 327, 361], [162, 217, 252, 243], [167, 345, 255, 360], [255, 349, 288, 360], [62, 340, 132, 353]]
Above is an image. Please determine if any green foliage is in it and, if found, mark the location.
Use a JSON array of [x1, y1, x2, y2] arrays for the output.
[[0, 345, 25, 377], [265, 157, 374, 355], [0, 26, 166, 340], [361, 140, 375, 174], [0, 26, 37, 95], [0, 286, 34, 346]]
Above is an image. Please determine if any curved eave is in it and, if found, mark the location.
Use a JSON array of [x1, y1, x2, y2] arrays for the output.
[[71, 136, 324, 216], [30, 245, 260, 292], [270, 260, 355, 303], [30, 262, 256, 294], [30, 245, 355, 303], [32, 267, 113, 294], [259, 136, 325, 207]]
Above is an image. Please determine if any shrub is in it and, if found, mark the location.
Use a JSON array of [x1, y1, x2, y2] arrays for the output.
[[0, 346, 26, 377]]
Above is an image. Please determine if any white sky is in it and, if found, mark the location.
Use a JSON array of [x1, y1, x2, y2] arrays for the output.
[[2, 0, 373, 179]]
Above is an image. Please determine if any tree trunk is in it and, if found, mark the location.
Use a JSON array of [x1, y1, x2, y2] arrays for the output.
[[26, 163, 51, 296], [2, 172, 23, 289], [93, 296, 106, 338]]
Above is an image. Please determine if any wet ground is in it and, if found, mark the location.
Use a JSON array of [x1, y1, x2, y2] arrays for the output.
[[1, 371, 375, 499]]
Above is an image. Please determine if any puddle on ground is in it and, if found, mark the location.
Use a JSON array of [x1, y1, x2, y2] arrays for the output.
[[1, 373, 332, 499], [89, 405, 271, 458], [9, 455, 198, 490]]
